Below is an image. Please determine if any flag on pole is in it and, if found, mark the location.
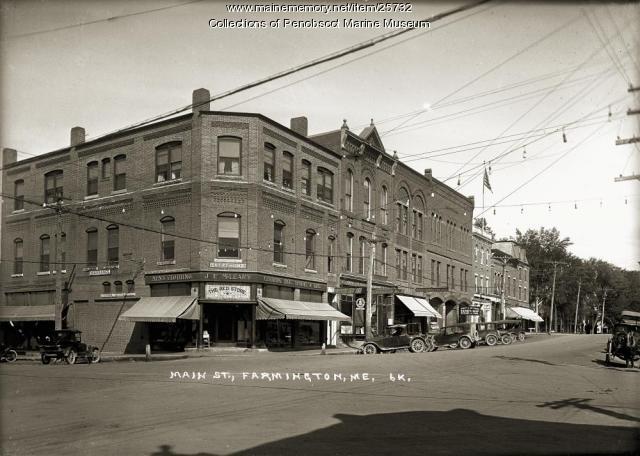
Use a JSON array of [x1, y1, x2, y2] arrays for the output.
[[483, 168, 492, 192]]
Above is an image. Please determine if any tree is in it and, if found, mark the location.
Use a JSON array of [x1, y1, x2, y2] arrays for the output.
[[473, 218, 495, 239]]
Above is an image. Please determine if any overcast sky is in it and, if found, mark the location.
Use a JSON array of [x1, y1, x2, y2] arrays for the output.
[[1, 0, 639, 270]]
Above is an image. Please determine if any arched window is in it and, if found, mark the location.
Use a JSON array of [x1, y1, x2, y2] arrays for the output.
[[107, 225, 119, 265], [86, 228, 98, 267], [301, 160, 311, 196], [40, 234, 50, 272], [87, 161, 99, 196], [282, 151, 294, 189], [218, 136, 241, 175], [114, 280, 123, 294], [102, 282, 111, 294], [358, 236, 366, 274], [44, 170, 63, 204], [264, 143, 275, 182], [14, 180, 24, 211], [113, 155, 126, 191], [126, 280, 135, 294], [379, 185, 388, 225], [413, 196, 425, 240], [379, 243, 388, 276], [160, 216, 175, 261], [273, 220, 285, 264], [101, 158, 111, 179], [346, 233, 353, 272], [316, 168, 333, 204], [14, 238, 23, 275], [396, 187, 409, 235], [156, 141, 182, 182], [345, 170, 353, 211], [305, 229, 316, 270], [363, 178, 371, 220], [217, 213, 240, 258], [327, 236, 335, 273]]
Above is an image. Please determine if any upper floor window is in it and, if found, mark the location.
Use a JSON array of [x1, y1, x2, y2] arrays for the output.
[[107, 225, 119, 265], [14, 180, 24, 210], [316, 168, 333, 204], [401, 251, 408, 280], [14, 238, 23, 275], [87, 161, 99, 196], [301, 160, 311, 196], [396, 187, 409, 235], [101, 158, 111, 179], [380, 243, 388, 276], [160, 216, 175, 261], [363, 178, 371, 220], [305, 229, 316, 270], [282, 152, 293, 189], [380, 185, 388, 225], [40, 234, 50, 272], [113, 155, 126, 191], [345, 170, 353, 211], [327, 236, 335, 273], [264, 143, 275, 182], [346, 233, 353, 272], [218, 137, 241, 175], [273, 220, 285, 264], [358, 237, 366, 274], [217, 213, 240, 258], [114, 281, 123, 294], [411, 254, 417, 282], [156, 141, 182, 182], [103, 282, 111, 294], [86, 228, 98, 267], [418, 255, 423, 284], [44, 170, 63, 204], [126, 280, 135, 294], [413, 196, 425, 240], [59, 233, 66, 271]]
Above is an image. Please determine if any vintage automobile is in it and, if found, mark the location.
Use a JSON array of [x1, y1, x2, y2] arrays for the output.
[[431, 323, 481, 350], [360, 324, 432, 354], [492, 320, 527, 343], [475, 322, 501, 346], [604, 310, 640, 368], [40, 330, 101, 365]]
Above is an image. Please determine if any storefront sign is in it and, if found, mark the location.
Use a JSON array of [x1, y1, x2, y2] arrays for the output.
[[205, 284, 251, 301], [147, 273, 193, 283], [355, 298, 366, 309], [340, 325, 353, 335], [209, 262, 247, 269], [145, 271, 325, 290], [459, 305, 481, 316]]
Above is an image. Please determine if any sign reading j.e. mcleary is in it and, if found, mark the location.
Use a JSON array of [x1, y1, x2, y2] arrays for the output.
[[205, 284, 251, 300]]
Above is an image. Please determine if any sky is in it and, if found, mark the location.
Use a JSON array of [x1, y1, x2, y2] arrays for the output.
[[1, 0, 639, 270]]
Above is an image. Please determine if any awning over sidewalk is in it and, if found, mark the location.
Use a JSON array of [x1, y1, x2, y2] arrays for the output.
[[396, 295, 441, 319], [256, 298, 351, 321], [0, 305, 55, 321], [506, 306, 543, 322], [119, 296, 199, 323]]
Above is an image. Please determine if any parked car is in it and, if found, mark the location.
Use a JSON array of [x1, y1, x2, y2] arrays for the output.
[[493, 320, 527, 342], [360, 324, 431, 354], [475, 322, 501, 346], [431, 323, 481, 350], [604, 310, 640, 367], [40, 330, 100, 365]]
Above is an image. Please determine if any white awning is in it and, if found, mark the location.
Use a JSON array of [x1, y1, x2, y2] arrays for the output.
[[119, 296, 199, 323], [397, 295, 441, 319], [256, 298, 351, 321], [506, 306, 543, 322]]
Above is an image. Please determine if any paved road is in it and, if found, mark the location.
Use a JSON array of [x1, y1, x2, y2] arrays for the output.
[[1, 334, 638, 455]]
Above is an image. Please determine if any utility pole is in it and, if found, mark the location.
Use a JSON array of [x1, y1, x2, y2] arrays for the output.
[[574, 279, 581, 334], [365, 230, 377, 339], [600, 288, 608, 334], [53, 200, 64, 330], [544, 261, 567, 333]]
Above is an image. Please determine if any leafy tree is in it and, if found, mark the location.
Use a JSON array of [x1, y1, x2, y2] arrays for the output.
[[473, 218, 495, 239]]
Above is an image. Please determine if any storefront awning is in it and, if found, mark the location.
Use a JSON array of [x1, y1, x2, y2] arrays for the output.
[[0, 305, 55, 321], [119, 296, 199, 323], [396, 295, 441, 319], [506, 306, 543, 322], [256, 298, 351, 321]]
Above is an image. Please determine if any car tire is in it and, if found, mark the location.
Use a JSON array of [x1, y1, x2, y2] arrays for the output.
[[90, 348, 101, 364], [605, 353, 610, 365], [518, 332, 526, 342], [501, 334, 513, 345], [459, 337, 472, 350], [362, 344, 377, 355], [41, 354, 51, 365], [65, 349, 77, 365], [5, 350, 18, 362], [409, 338, 426, 353], [485, 334, 498, 346]]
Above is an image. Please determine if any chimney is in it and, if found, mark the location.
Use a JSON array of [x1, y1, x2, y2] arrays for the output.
[[192, 88, 210, 113], [290, 116, 308, 136], [70, 127, 85, 146], [2, 148, 17, 166], [424, 169, 432, 178]]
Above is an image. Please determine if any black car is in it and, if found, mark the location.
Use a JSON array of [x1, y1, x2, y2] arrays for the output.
[[431, 323, 481, 350], [492, 320, 527, 343], [360, 324, 431, 354], [40, 330, 101, 365], [476, 322, 501, 346]]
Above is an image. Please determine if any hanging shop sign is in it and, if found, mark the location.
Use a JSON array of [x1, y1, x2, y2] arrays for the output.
[[355, 298, 366, 309], [205, 284, 251, 301], [459, 305, 481, 316]]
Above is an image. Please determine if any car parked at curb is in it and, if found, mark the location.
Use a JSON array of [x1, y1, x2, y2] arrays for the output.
[[360, 324, 432, 354], [431, 323, 481, 350], [475, 322, 501, 346], [493, 320, 527, 343], [40, 330, 101, 365]]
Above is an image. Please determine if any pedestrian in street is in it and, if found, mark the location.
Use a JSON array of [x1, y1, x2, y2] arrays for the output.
[[625, 330, 637, 368]]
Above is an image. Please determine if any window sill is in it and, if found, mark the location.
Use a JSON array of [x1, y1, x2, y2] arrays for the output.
[[280, 186, 294, 193], [11, 209, 25, 214], [36, 271, 51, 276], [262, 179, 277, 186], [157, 260, 176, 266], [84, 194, 99, 200], [304, 268, 318, 274], [317, 200, 335, 209], [215, 258, 242, 262], [154, 178, 183, 187], [11, 274, 24, 278], [214, 174, 244, 179], [100, 293, 136, 298], [111, 189, 128, 195], [273, 263, 287, 269]]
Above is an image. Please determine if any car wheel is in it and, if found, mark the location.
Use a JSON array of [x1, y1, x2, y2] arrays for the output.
[[501, 334, 513, 345], [65, 349, 77, 365], [605, 353, 610, 365], [409, 338, 426, 353], [5, 350, 18, 362], [90, 348, 101, 364], [41, 354, 51, 365], [518, 332, 526, 342], [485, 334, 498, 346], [362, 344, 377, 355], [459, 337, 472, 349]]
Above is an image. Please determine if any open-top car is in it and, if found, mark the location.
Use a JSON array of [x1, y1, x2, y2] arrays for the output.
[[475, 322, 501, 346], [431, 322, 481, 350], [360, 324, 431, 354], [604, 310, 639, 368], [40, 330, 101, 365], [492, 320, 527, 343]]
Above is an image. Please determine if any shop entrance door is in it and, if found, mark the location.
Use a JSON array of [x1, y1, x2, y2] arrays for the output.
[[216, 306, 235, 342]]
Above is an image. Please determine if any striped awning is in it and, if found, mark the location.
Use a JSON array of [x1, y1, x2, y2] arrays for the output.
[[119, 296, 199, 323], [396, 295, 441, 319], [256, 298, 351, 321], [0, 305, 55, 321], [506, 306, 543, 322]]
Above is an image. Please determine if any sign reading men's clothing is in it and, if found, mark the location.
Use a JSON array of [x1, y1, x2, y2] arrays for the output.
[[205, 284, 251, 300]]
